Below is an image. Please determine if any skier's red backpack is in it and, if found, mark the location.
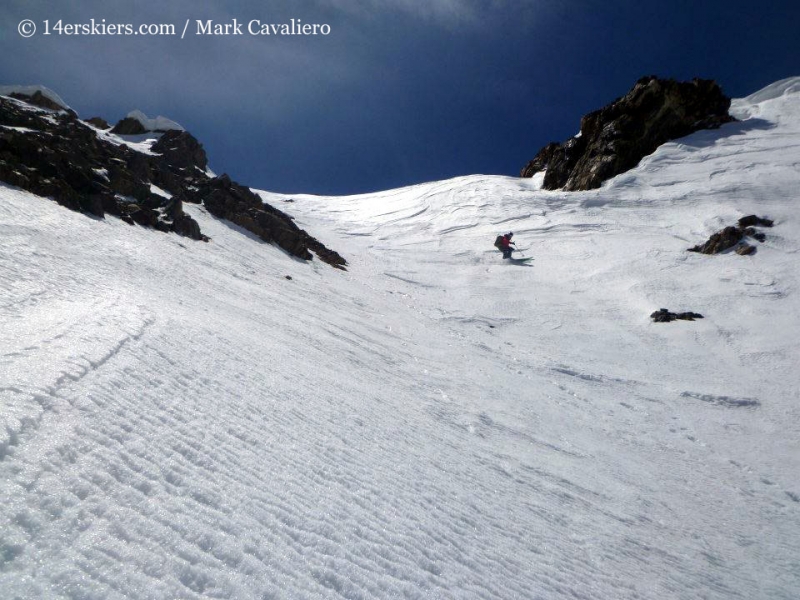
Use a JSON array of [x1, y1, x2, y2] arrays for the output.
[[493, 235, 504, 249]]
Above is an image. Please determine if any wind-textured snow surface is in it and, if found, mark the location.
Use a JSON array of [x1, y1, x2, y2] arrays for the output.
[[2, 79, 800, 599]]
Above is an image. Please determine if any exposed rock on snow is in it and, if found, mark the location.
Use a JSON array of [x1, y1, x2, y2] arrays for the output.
[[151, 129, 208, 173], [521, 77, 734, 190], [650, 308, 704, 322], [0, 93, 202, 237], [86, 116, 111, 130], [688, 215, 773, 254], [109, 116, 148, 135], [738, 214, 774, 228], [0, 91, 346, 266], [187, 174, 348, 269]]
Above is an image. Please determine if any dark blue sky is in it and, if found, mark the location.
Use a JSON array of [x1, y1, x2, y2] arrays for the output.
[[2, 1, 798, 195]]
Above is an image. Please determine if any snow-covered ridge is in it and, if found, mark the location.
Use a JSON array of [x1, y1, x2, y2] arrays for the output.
[[0, 84, 70, 110], [730, 75, 800, 119], [125, 109, 184, 132]]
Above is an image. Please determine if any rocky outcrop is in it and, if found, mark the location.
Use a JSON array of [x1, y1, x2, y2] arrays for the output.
[[651, 309, 704, 323], [186, 175, 347, 270], [521, 77, 735, 190], [110, 116, 147, 135], [0, 93, 203, 239], [86, 116, 111, 130], [688, 215, 773, 255], [738, 215, 773, 229], [0, 91, 346, 268], [152, 130, 208, 177]]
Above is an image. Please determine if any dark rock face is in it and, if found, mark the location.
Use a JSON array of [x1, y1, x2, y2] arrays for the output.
[[520, 142, 559, 179], [152, 130, 208, 175], [738, 215, 774, 228], [110, 116, 147, 135], [688, 215, 772, 255], [689, 225, 743, 254], [521, 77, 735, 191], [86, 117, 111, 129], [0, 94, 203, 238], [0, 92, 346, 268], [187, 175, 347, 270], [651, 308, 704, 323]]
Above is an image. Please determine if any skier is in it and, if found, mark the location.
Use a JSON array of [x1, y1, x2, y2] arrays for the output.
[[494, 232, 516, 259]]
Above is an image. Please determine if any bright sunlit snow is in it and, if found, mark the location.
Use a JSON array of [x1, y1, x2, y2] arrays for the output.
[[1, 79, 799, 599]]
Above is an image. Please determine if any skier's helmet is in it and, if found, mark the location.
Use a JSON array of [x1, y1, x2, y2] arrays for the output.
[[507, 232, 513, 238]]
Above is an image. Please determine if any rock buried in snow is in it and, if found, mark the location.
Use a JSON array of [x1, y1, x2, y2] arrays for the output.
[[651, 308, 704, 323]]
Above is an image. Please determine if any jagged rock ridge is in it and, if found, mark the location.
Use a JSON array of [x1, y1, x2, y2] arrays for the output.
[[521, 77, 735, 191], [0, 91, 346, 269]]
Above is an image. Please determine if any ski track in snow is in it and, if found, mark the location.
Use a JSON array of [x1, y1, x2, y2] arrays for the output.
[[2, 80, 800, 599]]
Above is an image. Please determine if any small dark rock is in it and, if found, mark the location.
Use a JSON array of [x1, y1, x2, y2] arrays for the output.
[[285, 275, 293, 280], [110, 117, 147, 135], [676, 312, 704, 321], [688, 226, 742, 254], [86, 117, 111, 130], [651, 308, 704, 323], [738, 215, 773, 228], [689, 214, 773, 255], [172, 213, 203, 241]]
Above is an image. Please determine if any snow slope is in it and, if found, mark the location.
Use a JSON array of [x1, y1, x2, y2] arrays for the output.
[[1, 79, 799, 599]]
